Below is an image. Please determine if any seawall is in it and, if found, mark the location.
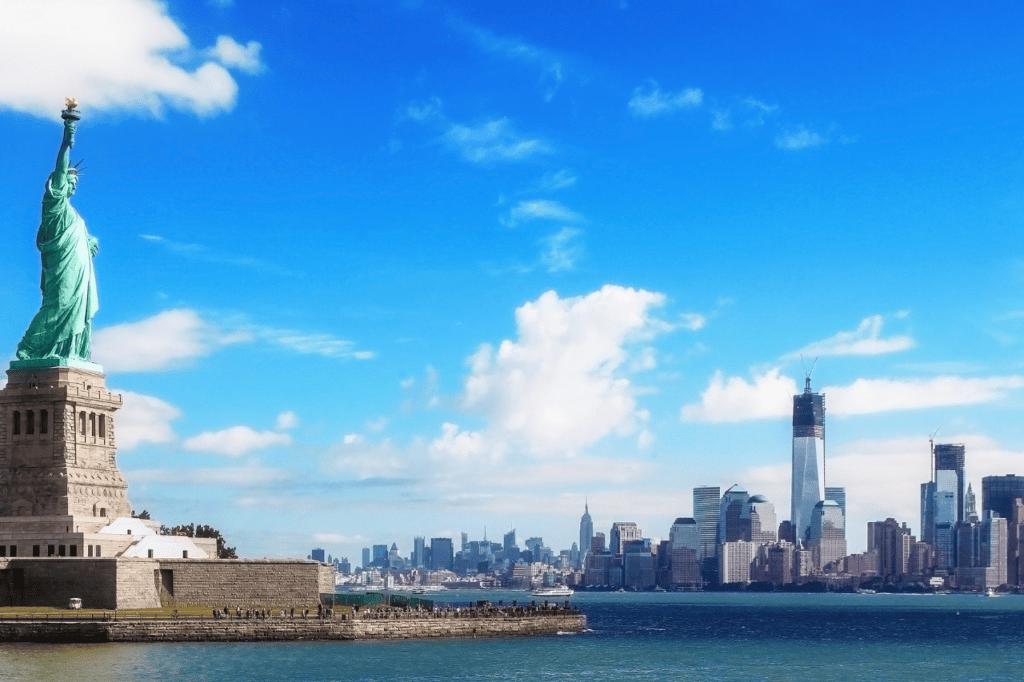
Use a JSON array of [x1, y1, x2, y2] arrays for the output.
[[0, 610, 586, 643]]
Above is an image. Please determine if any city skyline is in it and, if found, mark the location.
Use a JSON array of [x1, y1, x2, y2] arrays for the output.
[[3, 1, 1024, 563]]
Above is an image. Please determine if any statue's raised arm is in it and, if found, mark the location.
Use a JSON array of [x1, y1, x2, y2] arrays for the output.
[[13, 99, 99, 365]]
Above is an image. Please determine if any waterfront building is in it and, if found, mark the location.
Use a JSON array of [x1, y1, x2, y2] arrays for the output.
[[762, 541, 794, 585], [669, 517, 701, 588], [778, 520, 795, 544], [311, 548, 325, 563], [609, 522, 641, 555], [791, 376, 825, 544], [718, 540, 756, 584], [955, 511, 1007, 590], [845, 550, 879, 577], [718, 485, 748, 545], [809, 500, 846, 572], [430, 537, 453, 571], [361, 547, 370, 569], [868, 519, 911, 581], [579, 501, 594, 568], [338, 557, 351, 573], [372, 544, 388, 567], [934, 443, 966, 523], [693, 485, 721, 561]]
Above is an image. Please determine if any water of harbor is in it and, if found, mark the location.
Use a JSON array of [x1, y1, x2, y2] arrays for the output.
[[3, 590, 1024, 681]]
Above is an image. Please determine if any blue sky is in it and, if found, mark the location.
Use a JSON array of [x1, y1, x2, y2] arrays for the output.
[[2, 0, 1024, 561]]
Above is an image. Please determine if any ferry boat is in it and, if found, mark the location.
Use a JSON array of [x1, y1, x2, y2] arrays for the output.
[[531, 586, 574, 598]]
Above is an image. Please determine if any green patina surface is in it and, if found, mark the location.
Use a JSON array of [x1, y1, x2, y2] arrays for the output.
[[15, 111, 99, 366]]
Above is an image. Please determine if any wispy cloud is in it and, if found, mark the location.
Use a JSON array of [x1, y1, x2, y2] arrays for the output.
[[540, 227, 584, 272], [449, 17, 568, 101], [443, 118, 551, 163], [628, 80, 703, 118], [775, 127, 827, 150], [535, 169, 577, 191], [140, 235, 294, 276], [93, 309, 372, 372], [506, 199, 584, 226], [787, 315, 915, 358], [0, 0, 262, 119]]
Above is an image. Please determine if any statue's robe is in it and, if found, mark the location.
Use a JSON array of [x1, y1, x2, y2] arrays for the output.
[[16, 173, 98, 361]]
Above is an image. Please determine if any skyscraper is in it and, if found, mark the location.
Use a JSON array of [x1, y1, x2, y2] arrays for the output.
[[934, 443, 966, 523], [609, 522, 641, 555], [718, 484, 748, 545], [825, 486, 846, 518], [982, 475, 1024, 521], [413, 536, 426, 568], [693, 486, 720, 560], [809, 500, 846, 571], [792, 376, 825, 544], [579, 501, 594, 566], [430, 537, 454, 571]]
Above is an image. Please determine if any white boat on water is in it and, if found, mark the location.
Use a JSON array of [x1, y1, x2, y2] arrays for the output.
[[532, 586, 574, 598]]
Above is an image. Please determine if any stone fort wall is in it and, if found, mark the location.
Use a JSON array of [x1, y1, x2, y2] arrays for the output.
[[0, 558, 332, 610], [0, 611, 586, 642]]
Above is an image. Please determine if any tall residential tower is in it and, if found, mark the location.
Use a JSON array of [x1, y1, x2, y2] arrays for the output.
[[791, 376, 825, 544]]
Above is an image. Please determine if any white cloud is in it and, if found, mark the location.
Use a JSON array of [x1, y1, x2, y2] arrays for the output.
[[680, 313, 706, 331], [436, 285, 668, 461], [789, 315, 915, 358], [828, 375, 1024, 416], [275, 411, 299, 430], [0, 0, 262, 119], [324, 437, 407, 479], [313, 532, 367, 545], [443, 118, 551, 163], [681, 368, 797, 422], [115, 390, 181, 449], [208, 36, 263, 75], [775, 127, 827, 150], [93, 309, 252, 372], [628, 81, 703, 118], [183, 425, 292, 457], [507, 200, 583, 226], [93, 309, 371, 370], [683, 369, 1024, 422], [540, 227, 584, 272]]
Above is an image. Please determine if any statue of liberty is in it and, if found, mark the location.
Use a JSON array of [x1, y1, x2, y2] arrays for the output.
[[16, 99, 99, 363]]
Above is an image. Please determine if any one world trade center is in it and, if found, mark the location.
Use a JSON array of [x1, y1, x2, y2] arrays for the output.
[[791, 376, 825, 544]]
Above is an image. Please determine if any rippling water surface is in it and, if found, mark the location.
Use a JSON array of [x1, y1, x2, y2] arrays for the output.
[[4, 591, 1024, 681]]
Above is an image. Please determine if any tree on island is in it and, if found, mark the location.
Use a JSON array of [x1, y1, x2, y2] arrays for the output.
[[159, 522, 237, 559]]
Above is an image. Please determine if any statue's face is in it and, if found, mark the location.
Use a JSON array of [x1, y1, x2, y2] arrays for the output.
[[67, 173, 78, 195]]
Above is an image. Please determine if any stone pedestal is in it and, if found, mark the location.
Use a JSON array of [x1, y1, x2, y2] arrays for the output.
[[0, 364, 130, 520]]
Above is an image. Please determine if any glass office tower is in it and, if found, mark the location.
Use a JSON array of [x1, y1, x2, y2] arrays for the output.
[[792, 377, 825, 544]]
